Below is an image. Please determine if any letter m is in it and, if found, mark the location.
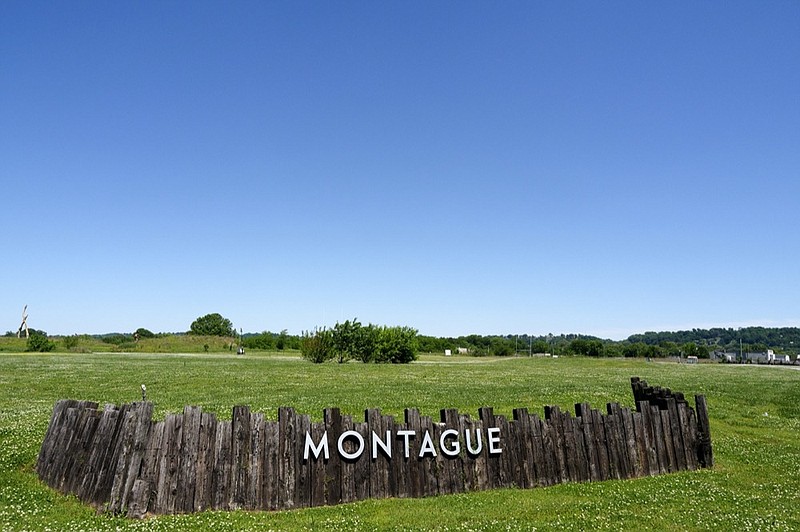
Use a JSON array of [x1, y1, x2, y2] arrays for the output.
[[304, 430, 329, 460]]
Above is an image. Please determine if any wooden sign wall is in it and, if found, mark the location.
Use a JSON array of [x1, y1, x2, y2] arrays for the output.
[[36, 377, 712, 518]]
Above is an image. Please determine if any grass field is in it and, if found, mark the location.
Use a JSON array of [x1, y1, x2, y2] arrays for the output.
[[1, 351, 798, 530]]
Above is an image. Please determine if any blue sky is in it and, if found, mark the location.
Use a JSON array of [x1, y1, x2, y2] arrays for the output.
[[2, 2, 799, 340]]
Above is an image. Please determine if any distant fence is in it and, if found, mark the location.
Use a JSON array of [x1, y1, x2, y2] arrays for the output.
[[36, 377, 712, 518]]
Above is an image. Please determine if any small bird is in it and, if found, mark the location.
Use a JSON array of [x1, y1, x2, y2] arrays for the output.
[[141, 384, 147, 402]]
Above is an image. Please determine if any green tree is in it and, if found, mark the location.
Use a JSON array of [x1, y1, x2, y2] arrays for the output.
[[375, 326, 418, 364], [189, 313, 234, 337], [531, 339, 550, 353], [490, 337, 515, 357], [276, 329, 288, 350], [135, 327, 155, 339], [332, 319, 361, 363], [569, 338, 604, 357]]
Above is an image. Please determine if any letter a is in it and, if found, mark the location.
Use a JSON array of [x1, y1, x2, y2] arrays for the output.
[[418, 430, 437, 458]]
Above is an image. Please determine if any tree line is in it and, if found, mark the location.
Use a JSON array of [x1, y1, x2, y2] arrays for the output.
[[8, 312, 797, 358]]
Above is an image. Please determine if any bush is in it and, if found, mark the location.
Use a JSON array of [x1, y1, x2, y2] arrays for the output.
[[101, 334, 132, 345], [300, 328, 334, 363], [62, 335, 79, 351], [243, 332, 276, 350], [26, 331, 55, 352]]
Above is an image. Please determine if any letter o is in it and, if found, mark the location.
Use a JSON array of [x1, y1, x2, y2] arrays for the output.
[[337, 430, 365, 460]]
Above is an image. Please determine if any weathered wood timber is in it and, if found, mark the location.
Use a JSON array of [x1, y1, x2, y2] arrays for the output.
[[36, 377, 712, 518]]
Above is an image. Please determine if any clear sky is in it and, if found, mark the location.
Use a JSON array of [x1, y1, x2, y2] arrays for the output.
[[2, 2, 798, 340]]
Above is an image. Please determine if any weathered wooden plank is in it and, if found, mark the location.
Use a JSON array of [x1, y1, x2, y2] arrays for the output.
[[128, 479, 150, 519], [440, 409, 465, 494], [341, 413, 358, 505], [277, 407, 296, 509], [247, 412, 265, 510], [174, 405, 201, 513], [680, 403, 698, 471], [659, 407, 677, 473], [479, 407, 502, 489], [496, 413, 516, 488], [431, 419, 451, 496], [367, 409, 388, 500], [193, 412, 217, 513], [638, 402, 659, 476], [110, 402, 154, 515], [512, 408, 534, 489], [323, 408, 343, 506], [620, 406, 640, 478], [337, 414, 358, 503], [353, 417, 371, 500], [262, 419, 280, 511], [85, 406, 122, 505], [528, 413, 549, 486], [129, 419, 164, 516], [36, 400, 79, 478], [457, 412, 477, 492], [292, 413, 310, 509], [65, 405, 103, 498], [545, 406, 568, 484], [308, 420, 326, 507], [695, 395, 713, 468], [540, 411, 559, 485], [155, 412, 183, 514], [666, 398, 687, 472], [41, 401, 96, 492], [96, 404, 135, 506], [419, 414, 439, 497], [473, 413, 490, 491], [387, 413, 405, 498], [230, 405, 251, 510], [384, 413, 400, 498], [571, 414, 590, 482], [211, 419, 232, 510], [606, 404, 625, 480], [403, 408, 423, 498], [631, 410, 647, 477], [648, 404, 667, 474], [590, 408, 610, 481], [560, 410, 579, 482], [576, 403, 599, 482]]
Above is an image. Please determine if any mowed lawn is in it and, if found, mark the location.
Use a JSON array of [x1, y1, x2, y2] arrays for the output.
[[1, 352, 799, 530]]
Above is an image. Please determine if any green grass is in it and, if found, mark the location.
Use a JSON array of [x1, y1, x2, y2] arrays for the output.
[[1, 353, 799, 530]]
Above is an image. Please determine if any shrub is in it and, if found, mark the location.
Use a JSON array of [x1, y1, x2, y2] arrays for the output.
[[300, 328, 334, 363], [101, 334, 132, 345], [62, 335, 79, 351], [243, 332, 276, 350], [26, 331, 55, 352]]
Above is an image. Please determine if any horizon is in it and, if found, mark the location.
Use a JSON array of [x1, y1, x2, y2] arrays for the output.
[[3, 3, 798, 342], [7, 315, 799, 343]]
